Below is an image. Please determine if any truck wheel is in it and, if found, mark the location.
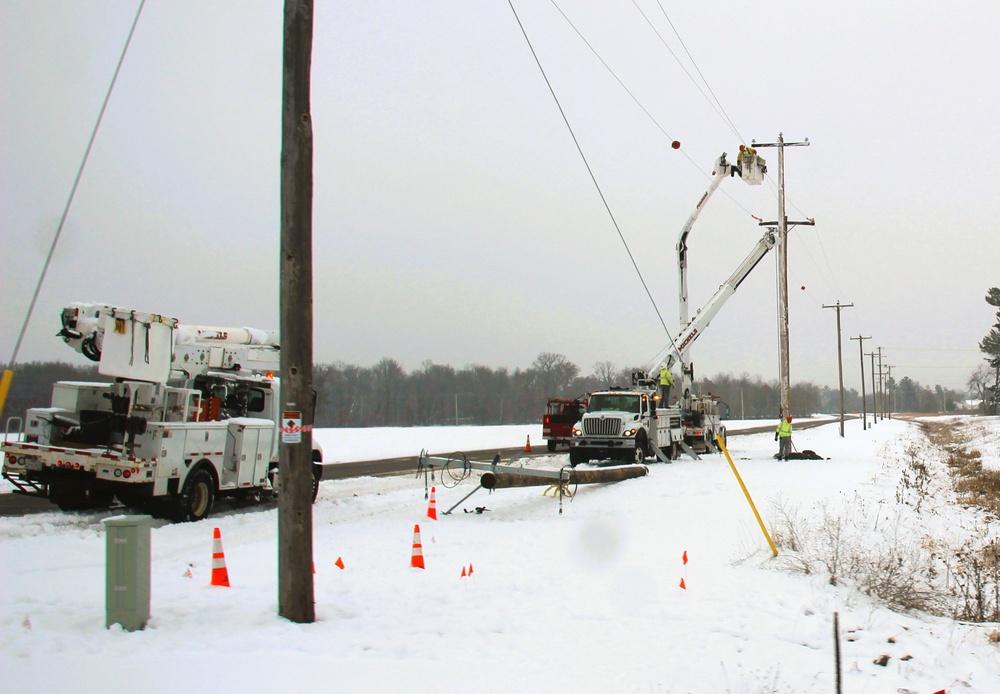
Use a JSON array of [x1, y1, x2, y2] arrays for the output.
[[569, 448, 583, 468], [311, 465, 322, 503], [176, 468, 215, 522], [632, 434, 648, 463], [547, 439, 557, 453]]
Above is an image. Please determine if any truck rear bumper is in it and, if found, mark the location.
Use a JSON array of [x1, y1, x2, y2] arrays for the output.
[[4, 467, 155, 499]]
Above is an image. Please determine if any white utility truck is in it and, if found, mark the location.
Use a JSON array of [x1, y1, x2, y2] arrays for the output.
[[1, 302, 323, 521], [569, 373, 683, 466]]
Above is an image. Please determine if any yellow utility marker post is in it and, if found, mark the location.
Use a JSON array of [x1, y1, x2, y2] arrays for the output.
[[716, 433, 778, 557], [0, 369, 13, 423]]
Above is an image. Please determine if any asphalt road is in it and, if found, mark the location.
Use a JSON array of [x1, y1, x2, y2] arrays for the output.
[[0, 419, 844, 517]]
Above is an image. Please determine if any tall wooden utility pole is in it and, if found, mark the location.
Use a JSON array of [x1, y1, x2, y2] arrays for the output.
[[753, 134, 812, 418], [279, 0, 315, 624], [850, 335, 871, 430], [822, 301, 853, 437]]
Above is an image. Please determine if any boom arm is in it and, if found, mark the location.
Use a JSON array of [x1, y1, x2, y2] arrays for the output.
[[666, 227, 777, 379], [57, 302, 281, 381], [677, 154, 737, 329]]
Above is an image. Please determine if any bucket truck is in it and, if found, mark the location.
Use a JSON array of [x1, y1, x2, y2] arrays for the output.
[[568, 148, 769, 463], [1, 302, 324, 521], [569, 227, 776, 464], [672, 149, 766, 452]]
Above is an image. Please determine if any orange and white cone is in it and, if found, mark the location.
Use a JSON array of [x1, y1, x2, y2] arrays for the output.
[[211, 527, 231, 587], [410, 524, 425, 569], [427, 486, 438, 520], [525, 435, 532, 452]]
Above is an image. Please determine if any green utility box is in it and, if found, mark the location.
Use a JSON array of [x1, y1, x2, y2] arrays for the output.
[[104, 515, 152, 631]]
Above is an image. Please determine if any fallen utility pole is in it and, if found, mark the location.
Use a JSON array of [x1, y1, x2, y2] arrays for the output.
[[822, 301, 853, 437], [480, 465, 648, 490], [850, 335, 871, 429], [418, 452, 648, 515]]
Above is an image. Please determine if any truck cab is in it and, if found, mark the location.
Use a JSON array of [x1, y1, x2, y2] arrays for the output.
[[568, 373, 682, 467], [542, 396, 587, 452]]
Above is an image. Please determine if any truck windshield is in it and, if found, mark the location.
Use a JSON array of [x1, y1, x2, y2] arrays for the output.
[[588, 394, 641, 413]]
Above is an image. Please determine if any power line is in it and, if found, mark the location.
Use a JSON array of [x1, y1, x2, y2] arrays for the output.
[[509, 0, 676, 345]]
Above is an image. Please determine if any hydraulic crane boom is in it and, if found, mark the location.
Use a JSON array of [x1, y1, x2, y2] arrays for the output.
[[669, 227, 777, 373]]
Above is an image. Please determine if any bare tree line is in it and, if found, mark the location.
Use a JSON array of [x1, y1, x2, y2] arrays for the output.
[[3, 352, 968, 431]]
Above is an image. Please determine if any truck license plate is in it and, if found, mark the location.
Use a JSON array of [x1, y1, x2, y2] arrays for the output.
[[24, 457, 43, 471]]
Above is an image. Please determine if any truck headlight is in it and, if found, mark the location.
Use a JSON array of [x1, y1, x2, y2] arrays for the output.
[[623, 428, 636, 437], [572, 427, 582, 436]]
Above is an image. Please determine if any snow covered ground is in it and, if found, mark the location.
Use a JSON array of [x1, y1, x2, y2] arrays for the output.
[[4, 416, 1000, 693]]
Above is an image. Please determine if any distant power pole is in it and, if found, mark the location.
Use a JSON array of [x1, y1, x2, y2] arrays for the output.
[[876, 347, 885, 421], [850, 335, 871, 430], [885, 365, 894, 419], [866, 351, 878, 424], [822, 301, 853, 437], [279, 0, 315, 625], [753, 134, 813, 418]]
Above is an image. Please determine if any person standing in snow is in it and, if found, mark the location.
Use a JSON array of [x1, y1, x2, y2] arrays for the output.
[[659, 363, 674, 406], [775, 415, 793, 459]]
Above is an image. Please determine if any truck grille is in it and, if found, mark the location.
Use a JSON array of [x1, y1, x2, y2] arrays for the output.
[[583, 417, 621, 436]]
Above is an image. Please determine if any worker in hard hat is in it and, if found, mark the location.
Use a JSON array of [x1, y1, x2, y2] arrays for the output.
[[658, 362, 674, 406], [775, 415, 793, 460]]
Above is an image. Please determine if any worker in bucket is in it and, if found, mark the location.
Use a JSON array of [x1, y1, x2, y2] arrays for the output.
[[775, 415, 793, 460], [658, 360, 674, 406]]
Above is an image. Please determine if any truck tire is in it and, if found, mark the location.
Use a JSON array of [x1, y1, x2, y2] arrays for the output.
[[547, 439, 557, 453], [569, 448, 584, 468], [632, 433, 648, 463], [311, 464, 321, 503], [176, 467, 215, 522]]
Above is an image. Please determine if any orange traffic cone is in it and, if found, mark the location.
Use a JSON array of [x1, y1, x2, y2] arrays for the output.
[[211, 527, 231, 587], [183, 566, 194, 578], [468, 563, 474, 576], [679, 577, 686, 590], [410, 524, 425, 569], [427, 486, 438, 520], [461, 566, 467, 578], [335, 556, 345, 570], [525, 435, 532, 452]]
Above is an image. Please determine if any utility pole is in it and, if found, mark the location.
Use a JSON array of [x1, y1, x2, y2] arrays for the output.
[[822, 301, 853, 437], [867, 351, 878, 423], [753, 134, 812, 419], [278, 0, 315, 624], [885, 365, 894, 419], [850, 335, 871, 430], [876, 347, 885, 421]]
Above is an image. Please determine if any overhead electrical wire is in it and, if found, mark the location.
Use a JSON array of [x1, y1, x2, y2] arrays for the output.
[[640, 0, 745, 145], [1, 0, 146, 422], [548, 0, 757, 220], [507, 0, 677, 349]]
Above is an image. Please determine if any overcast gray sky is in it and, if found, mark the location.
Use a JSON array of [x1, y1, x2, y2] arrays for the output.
[[2, 1, 996, 392]]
